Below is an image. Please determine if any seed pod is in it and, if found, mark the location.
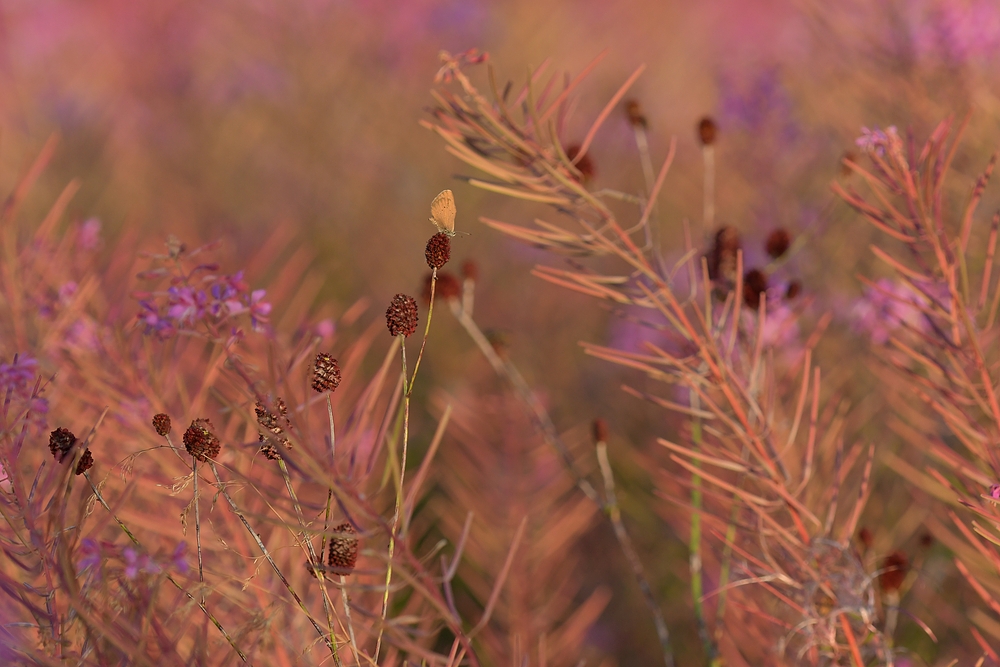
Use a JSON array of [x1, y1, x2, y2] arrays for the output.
[[327, 522, 359, 574], [765, 228, 791, 259], [879, 551, 909, 593], [152, 413, 172, 436], [592, 418, 608, 444], [312, 354, 341, 394], [743, 269, 769, 309], [75, 449, 94, 475], [49, 428, 77, 463], [386, 294, 419, 337], [183, 419, 221, 462], [566, 144, 596, 182], [425, 233, 451, 269], [697, 116, 717, 146], [624, 99, 648, 128]]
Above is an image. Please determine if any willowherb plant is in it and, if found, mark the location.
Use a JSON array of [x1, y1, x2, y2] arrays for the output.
[[834, 117, 1000, 659], [0, 139, 526, 666], [421, 49, 950, 665]]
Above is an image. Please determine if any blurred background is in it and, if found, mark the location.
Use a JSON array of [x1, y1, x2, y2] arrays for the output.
[[3, 0, 1000, 663]]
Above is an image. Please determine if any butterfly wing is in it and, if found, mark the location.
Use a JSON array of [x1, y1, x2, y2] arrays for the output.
[[429, 189, 456, 235]]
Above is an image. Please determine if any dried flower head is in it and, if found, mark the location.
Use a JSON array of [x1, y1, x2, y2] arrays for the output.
[[152, 413, 172, 436], [312, 353, 341, 394], [183, 419, 221, 462], [566, 144, 595, 182], [841, 149, 858, 177], [461, 259, 479, 282], [743, 269, 768, 309], [786, 280, 802, 300], [256, 399, 290, 460], [592, 418, 608, 444], [425, 233, 452, 269], [327, 522, 359, 574], [624, 99, 647, 128], [75, 449, 94, 475], [879, 551, 909, 593], [707, 226, 741, 283], [386, 294, 419, 337], [437, 272, 462, 300], [858, 527, 873, 551], [697, 116, 718, 146], [49, 427, 77, 463], [765, 228, 791, 259]]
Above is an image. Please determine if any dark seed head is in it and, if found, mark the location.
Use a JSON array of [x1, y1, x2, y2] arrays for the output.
[[786, 280, 802, 300], [152, 413, 172, 436], [706, 226, 741, 283], [743, 269, 768, 309], [697, 116, 717, 146], [423, 272, 461, 304], [841, 150, 858, 178], [386, 294, 419, 337], [592, 418, 608, 444], [461, 259, 479, 282], [183, 419, 221, 462], [75, 449, 94, 475], [49, 428, 77, 463], [312, 354, 342, 394], [425, 233, 452, 269], [566, 144, 596, 182], [765, 228, 791, 259], [879, 551, 909, 593], [327, 522, 359, 574], [858, 527, 873, 551], [624, 99, 647, 128]]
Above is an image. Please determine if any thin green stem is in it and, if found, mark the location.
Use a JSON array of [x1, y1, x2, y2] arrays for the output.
[[689, 390, 714, 662], [375, 336, 410, 662]]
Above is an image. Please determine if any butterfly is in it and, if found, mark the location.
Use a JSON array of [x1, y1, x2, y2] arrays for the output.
[[429, 189, 457, 237]]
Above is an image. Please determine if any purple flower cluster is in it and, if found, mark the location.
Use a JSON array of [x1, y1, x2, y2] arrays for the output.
[[78, 538, 189, 581], [137, 268, 271, 338], [851, 278, 943, 344], [0, 354, 48, 432], [855, 126, 900, 157]]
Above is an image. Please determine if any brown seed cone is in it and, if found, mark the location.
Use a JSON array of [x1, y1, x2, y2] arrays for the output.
[[423, 272, 461, 304], [386, 294, 418, 337], [327, 522, 359, 574], [743, 269, 769, 309], [697, 116, 718, 146], [75, 449, 94, 475], [566, 144, 596, 182], [312, 353, 342, 393], [592, 418, 608, 444], [49, 427, 77, 463], [183, 419, 221, 462], [461, 259, 479, 282], [879, 551, 909, 593], [765, 228, 791, 259], [624, 99, 647, 128], [152, 413, 172, 436], [425, 233, 452, 269], [706, 226, 741, 283]]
